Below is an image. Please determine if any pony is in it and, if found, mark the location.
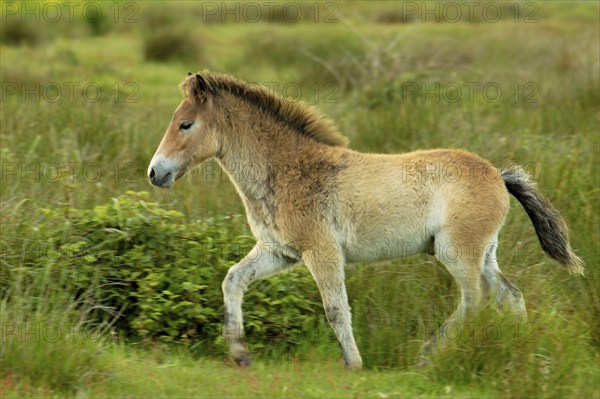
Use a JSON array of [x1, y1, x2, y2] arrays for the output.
[[148, 71, 583, 369]]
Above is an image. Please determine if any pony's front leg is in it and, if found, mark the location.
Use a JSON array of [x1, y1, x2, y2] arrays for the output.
[[304, 243, 363, 370], [222, 243, 294, 367]]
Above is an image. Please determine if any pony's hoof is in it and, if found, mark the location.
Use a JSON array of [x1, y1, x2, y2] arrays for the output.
[[345, 362, 362, 371], [416, 355, 430, 368], [230, 342, 251, 368], [235, 355, 252, 368], [343, 356, 363, 371]]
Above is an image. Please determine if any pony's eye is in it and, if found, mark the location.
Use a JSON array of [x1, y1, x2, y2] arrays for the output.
[[179, 121, 193, 131]]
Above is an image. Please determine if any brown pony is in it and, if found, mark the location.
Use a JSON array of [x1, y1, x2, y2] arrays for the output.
[[148, 72, 583, 369]]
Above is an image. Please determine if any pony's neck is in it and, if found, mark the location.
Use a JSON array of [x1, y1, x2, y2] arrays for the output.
[[216, 112, 304, 202], [216, 148, 269, 202]]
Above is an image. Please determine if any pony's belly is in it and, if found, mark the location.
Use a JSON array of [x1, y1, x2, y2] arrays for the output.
[[343, 230, 429, 263]]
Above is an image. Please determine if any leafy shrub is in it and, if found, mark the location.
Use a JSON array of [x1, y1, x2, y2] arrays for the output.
[[261, 3, 317, 24], [373, 8, 416, 24], [0, 17, 41, 46], [0, 192, 328, 355], [200, 3, 317, 24], [84, 4, 111, 36], [143, 28, 202, 63], [372, 2, 526, 24], [141, 3, 200, 61]]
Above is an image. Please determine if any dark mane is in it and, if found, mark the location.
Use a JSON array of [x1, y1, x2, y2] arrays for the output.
[[180, 72, 348, 147]]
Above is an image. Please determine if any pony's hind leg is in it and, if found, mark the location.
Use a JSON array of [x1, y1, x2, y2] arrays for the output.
[[481, 238, 527, 319], [419, 231, 486, 365]]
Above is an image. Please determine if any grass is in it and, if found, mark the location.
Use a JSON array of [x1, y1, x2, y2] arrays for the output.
[[1, 1, 599, 397], [2, 347, 497, 399]]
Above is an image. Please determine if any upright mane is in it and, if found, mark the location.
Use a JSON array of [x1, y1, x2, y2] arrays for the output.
[[180, 72, 348, 147]]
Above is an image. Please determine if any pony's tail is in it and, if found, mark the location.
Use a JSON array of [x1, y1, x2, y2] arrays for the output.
[[501, 165, 584, 275]]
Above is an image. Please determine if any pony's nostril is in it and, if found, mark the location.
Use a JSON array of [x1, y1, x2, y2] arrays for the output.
[[149, 168, 156, 179]]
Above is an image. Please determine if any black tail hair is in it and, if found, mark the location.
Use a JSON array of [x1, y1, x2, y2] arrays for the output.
[[501, 165, 583, 275]]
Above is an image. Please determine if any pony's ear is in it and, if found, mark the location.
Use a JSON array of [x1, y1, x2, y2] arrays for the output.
[[187, 73, 210, 103], [195, 74, 209, 93]]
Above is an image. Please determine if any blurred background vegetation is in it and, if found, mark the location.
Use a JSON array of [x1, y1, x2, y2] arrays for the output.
[[0, 1, 598, 397]]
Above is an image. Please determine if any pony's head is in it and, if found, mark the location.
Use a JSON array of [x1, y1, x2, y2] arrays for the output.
[[148, 72, 220, 188], [148, 71, 348, 188]]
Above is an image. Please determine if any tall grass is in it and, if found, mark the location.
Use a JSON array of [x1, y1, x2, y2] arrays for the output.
[[0, 260, 112, 393]]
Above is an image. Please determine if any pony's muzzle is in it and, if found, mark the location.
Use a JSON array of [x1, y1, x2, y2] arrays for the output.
[[149, 168, 173, 188], [148, 155, 178, 188]]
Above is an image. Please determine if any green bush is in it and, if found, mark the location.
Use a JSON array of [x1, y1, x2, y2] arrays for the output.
[[143, 28, 203, 63], [83, 4, 111, 36], [199, 3, 318, 24], [0, 192, 328, 355], [0, 17, 41, 46], [371, 2, 526, 24], [373, 8, 416, 24]]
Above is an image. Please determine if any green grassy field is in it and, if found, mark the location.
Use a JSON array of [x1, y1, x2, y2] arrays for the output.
[[3, 351, 496, 399], [1, 1, 599, 398]]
